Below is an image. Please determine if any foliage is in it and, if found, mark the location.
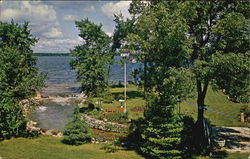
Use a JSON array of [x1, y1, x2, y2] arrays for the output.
[[140, 96, 184, 159], [0, 21, 46, 99], [101, 112, 128, 124], [0, 21, 45, 139], [0, 97, 26, 139], [126, 0, 249, 152], [210, 53, 249, 103], [70, 19, 112, 97], [100, 142, 120, 153], [63, 108, 92, 145]]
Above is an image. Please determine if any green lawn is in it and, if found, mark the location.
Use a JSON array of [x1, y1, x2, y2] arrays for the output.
[[92, 85, 146, 120], [95, 85, 246, 126], [194, 152, 249, 159], [0, 136, 248, 159], [180, 87, 247, 127], [0, 136, 144, 159]]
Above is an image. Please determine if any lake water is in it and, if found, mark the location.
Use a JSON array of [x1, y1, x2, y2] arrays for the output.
[[31, 56, 140, 130]]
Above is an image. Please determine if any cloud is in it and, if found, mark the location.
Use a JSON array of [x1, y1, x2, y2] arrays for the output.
[[33, 38, 83, 53], [82, 5, 95, 12], [0, 1, 59, 34], [0, 1, 57, 22], [42, 28, 63, 38], [101, 1, 131, 19], [63, 15, 77, 22]]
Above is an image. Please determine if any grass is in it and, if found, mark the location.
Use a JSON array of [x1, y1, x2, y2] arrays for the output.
[[91, 85, 247, 127], [0, 136, 248, 159], [194, 152, 249, 159], [91, 85, 145, 120], [0, 136, 144, 159], [180, 86, 247, 127]]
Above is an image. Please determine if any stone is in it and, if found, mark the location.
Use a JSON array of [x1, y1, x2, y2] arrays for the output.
[[56, 132, 63, 137], [81, 114, 128, 132], [45, 130, 53, 136]]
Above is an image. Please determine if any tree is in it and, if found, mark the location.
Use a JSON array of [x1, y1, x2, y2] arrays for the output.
[[70, 19, 112, 99], [127, 0, 249, 152], [0, 21, 46, 99], [0, 96, 26, 139], [0, 21, 45, 139], [63, 108, 92, 145], [140, 68, 195, 159]]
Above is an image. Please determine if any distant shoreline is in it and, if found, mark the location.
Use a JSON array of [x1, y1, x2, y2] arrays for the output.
[[33, 53, 70, 56]]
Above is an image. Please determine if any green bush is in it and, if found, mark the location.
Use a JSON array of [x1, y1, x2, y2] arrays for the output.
[[140, 96, 184, 159], [100, 143, 120, 153], [0, 97, 27, 139], [102, 112, 128, 123], [63, 108, 92, 145]]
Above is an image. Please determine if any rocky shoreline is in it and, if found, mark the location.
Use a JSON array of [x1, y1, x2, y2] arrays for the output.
[[21, 91, 86, 138]]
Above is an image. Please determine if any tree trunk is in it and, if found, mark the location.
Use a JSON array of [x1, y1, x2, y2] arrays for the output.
[[193, 80, 209, 153]]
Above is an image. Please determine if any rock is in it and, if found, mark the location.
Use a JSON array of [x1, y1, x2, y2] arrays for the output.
[[41, 95, 49, 98], [81, 114, 128, 132], [45, 130, 53, 136], [50, 129, 60, 135], [40, 128, 48, 134], [26, 121, 40, 132], [56, 132, 63, 137]]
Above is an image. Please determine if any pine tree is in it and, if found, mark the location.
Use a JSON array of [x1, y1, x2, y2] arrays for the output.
[[63, 108, 92, 145], [141, 96, 184, 159]]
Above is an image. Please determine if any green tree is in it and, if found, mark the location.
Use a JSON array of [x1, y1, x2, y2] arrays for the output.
[[0, 96, 26, 139], [63, 108, 92, 145], [0, 21, 46, 99], [0, 21, 45, 139], [127, 0, 249, 152], [70, 19, 112, 99], [140, 68, 195, 159]]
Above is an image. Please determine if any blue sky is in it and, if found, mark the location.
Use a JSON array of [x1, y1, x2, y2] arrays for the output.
[[0, 1, 131, 53]]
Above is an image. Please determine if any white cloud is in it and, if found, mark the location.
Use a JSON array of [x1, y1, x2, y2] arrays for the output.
[[82, 5, 95, 12], [0, 1, 57, 22], [42, 28, 63, 38], [33, 38, 83, 53], [0, 1, 59, 34], [63, 15, 77, 22], [101, 1, 131, 19]]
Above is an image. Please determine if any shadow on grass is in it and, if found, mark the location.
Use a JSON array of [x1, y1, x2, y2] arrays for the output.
[[210, 150, 228, 159]]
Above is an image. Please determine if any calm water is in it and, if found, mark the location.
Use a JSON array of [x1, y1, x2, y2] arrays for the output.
[[31, 56, 140, 130]]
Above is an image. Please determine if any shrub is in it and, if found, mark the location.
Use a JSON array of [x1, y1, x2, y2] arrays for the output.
[[103, 112, 128, 123], [140, 96, 184, 159], [100, 143, 120, 153], [63, 108, 92, 145], [100, 138, 121, 153], [0, 97, 27, 139]]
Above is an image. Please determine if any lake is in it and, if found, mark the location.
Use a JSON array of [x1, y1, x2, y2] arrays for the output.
[[31, 56, 140, 130]]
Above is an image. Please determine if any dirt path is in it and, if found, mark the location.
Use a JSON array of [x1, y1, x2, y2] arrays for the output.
[[216, 127, 250, 153]]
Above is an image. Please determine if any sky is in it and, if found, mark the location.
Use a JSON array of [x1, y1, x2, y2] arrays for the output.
[[0, 0, 132, 53]]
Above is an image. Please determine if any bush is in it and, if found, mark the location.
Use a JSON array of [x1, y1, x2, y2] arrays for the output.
[[140, 96, 184, 159], [102, 112, 128, 123], [63, 108, 92, 145], [0, 97, 27, 139], [100, 138, 121, 153], [100, 143, 120, 153]]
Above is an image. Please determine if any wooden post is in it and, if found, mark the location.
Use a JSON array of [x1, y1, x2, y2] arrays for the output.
[[240, 112, 244, 122]]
